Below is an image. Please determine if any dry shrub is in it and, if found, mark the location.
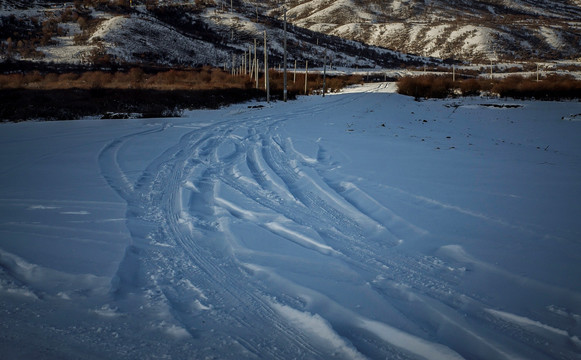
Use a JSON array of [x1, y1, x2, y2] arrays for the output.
[[44, 73, 59, 84], [397, 76, 426, 98], [325, 75, 363, 93], [459, 78, 481, 96], [157, 69, 179, 85], [127, 67, 145, 88], [429, 76, 454, 98], [210, 68, 230, 86], [25, 71, 43, 84], [131, 68, 251, 91], [541, 74, 581, 99], [397, 74, 581, 100], [477, 79, 495, 92], [397, 75, 454, 98], [490, 75, 524, 98], [0, 67, 358, 96], [284, 72, 315, 95], [198, 69, 212, 84], [480, 74, 581, 99], [80, 71, 113, 89], [0, 74, 24, 89], [58, 72, 81, 86]]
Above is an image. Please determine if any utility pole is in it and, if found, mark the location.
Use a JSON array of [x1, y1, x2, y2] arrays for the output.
[[254, 38, 258, 88], [248, 45, 254, 79], [489, 46, 496, 80], [294, 59, 297, 83], [304, 60, 308, 95], [322, 51, 327, 97], [248, 49, 251, 76], [283, 6, 288, 102], [264, 30, 270, 103]]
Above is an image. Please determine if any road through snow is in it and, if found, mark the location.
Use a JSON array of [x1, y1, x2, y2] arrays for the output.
[[1, 83, 581, 359]]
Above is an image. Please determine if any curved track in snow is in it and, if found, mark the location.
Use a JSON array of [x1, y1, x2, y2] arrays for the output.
[[98, 84, 581, 360]]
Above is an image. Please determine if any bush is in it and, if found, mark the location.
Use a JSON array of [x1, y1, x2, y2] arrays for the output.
[[459, 78, 481, 96], [397, 75, 454, 98], [397, 74, 581, 100], [491, 74, 581, 99]]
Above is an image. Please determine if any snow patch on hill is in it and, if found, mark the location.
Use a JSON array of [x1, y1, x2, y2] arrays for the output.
[[539, 26, 567, 50], [37, 22, 95, 64], [90, 14, 228, 66], [283, 0, 581, 61]]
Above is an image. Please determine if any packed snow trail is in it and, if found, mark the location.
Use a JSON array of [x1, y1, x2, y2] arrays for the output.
[[94, 83, 581, 359]]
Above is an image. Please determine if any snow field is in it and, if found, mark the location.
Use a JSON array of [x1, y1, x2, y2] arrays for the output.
[[1, 83, 581, 359]]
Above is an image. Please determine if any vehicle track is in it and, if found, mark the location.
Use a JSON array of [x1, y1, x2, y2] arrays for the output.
[[99, 84, 581, 359]]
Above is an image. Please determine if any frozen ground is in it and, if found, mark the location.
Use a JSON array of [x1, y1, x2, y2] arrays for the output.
[[1, 83, 581, 359]]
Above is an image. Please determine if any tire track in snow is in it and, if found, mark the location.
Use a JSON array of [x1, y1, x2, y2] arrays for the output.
[[97, 86, 577, 359], [98, 125, 168, 200], [100, 117, 339, 359], [202, 115, 477, 358], [99, 98, 462, 358]]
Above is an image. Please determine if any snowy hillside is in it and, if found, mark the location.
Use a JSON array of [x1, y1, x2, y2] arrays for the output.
[[275, 0, 581, 61], [1, 0, 429, 69], [1, 85, 581, 359], [3, 0, 580, 67]]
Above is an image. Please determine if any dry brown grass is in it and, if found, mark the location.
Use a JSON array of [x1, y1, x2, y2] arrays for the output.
[[491, 74, 581, 99], [0, 67, 254, 91], [0, 66, 362, 121], [397, 74, 581, 99], [0, 65, 362, 99], [397, 75, 454, 98]]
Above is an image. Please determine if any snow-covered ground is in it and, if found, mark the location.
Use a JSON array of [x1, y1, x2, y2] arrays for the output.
[[1, 83, 581, 359]]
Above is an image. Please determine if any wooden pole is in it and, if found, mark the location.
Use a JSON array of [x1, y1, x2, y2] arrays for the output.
[[294, 59, 297, 83], [304, 60, 308, 95], [254, 39, 258, 88], [283, 7, 288, 102], [322, 51, 327, 97], [249, 50, 253, 79], [264, 30, 269, 102], [248, 49, 251, 76]]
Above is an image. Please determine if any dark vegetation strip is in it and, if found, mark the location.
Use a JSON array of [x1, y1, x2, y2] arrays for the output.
[[0, 65, 362, 121], [0, 88, 266, 121], [397, 74, 581, 100]]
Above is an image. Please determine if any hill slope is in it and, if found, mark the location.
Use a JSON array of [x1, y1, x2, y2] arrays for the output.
[[0, 0, 431, 69], [274, 0, 581, 61], [1, 0, 580, 69]]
